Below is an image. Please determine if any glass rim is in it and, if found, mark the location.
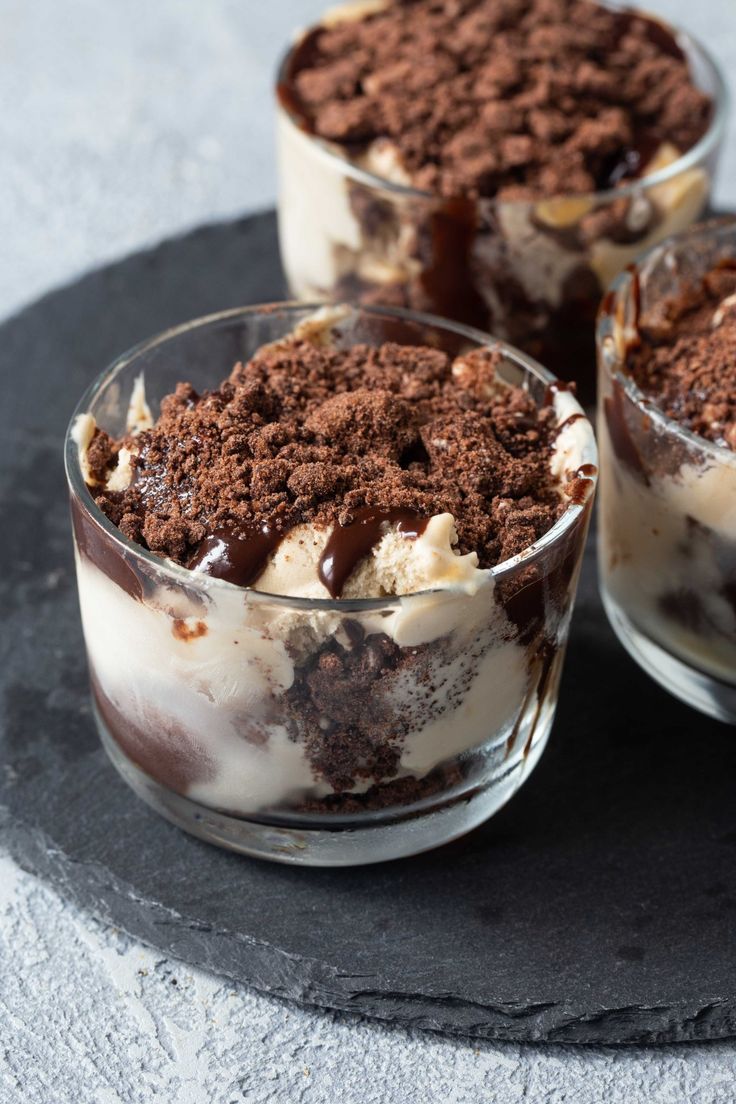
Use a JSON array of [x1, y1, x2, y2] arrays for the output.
[[275, 3, 728, 207], [597, 216, 736, 469], [65, 300, 597, 611]]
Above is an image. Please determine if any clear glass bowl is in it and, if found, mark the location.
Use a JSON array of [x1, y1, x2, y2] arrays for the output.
[[598, 218, 736, 723], [275, 7, 727, 404], [65, 303, 597, 865]]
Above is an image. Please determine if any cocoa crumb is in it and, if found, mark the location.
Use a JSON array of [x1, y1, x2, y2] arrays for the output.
[[627, 262, 736, 450]]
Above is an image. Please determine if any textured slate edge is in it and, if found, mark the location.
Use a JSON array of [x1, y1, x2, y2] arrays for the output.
[[3, 809, 734, 1047]]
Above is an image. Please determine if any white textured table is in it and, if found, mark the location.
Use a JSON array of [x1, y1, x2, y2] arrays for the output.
[[2, 3, 735, 1100]]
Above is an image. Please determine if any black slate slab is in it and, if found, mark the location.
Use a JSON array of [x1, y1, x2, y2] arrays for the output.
[[2, 211, 736, 1046]]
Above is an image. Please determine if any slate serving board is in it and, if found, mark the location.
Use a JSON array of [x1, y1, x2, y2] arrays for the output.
[[2, 211, 736, 1046]]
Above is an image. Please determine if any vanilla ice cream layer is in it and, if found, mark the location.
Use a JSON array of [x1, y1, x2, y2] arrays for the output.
[[599, 418, 736, 682], [77, 545, 543, 812]]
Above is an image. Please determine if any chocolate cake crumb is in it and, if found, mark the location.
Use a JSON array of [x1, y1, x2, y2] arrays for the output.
[[287, 632, 408, 792], [297, 762, 465, 813], [86, 429, 118, 485], [627, 262, 736, 450], [91, 338, 567, 570], [282, 0, 711, 200]]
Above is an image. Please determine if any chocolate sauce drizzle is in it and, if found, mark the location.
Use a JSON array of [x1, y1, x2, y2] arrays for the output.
[[568, 463, 598, 504], [188, 524, 284, 588], [71, 497, 145, 602], [419, 198, 488, 330], [557, 412, 586, 434], [318, 507, 428, 599], [187, 509, 428, 598]]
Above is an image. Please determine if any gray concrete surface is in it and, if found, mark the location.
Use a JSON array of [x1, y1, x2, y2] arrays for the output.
[[1, 2, 735, 1100]]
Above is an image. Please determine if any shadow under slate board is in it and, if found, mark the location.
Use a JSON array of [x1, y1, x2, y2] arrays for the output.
[[1, 210, 735, 1046]]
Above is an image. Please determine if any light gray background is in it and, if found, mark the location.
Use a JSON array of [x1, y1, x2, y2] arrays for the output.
[[1, 2, 735, 1101]]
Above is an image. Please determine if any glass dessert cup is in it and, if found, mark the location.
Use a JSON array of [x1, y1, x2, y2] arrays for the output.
[[276, 7, 727, 405], [66, 303, 596, 866], [598, 220, 736, 723]]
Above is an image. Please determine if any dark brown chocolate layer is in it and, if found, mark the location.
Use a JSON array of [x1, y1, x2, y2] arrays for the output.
[[281, 0, 711, 201], [89, 336, 580, 582]]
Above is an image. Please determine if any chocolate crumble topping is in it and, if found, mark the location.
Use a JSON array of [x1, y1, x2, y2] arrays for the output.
[[627, 263, 736, 450], [282, 0, 712, 200], [90, 336, 570, 573]]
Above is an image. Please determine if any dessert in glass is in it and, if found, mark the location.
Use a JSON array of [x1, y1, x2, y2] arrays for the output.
[[598, 219, 736, 723], [276, 0, 726, 403], [66, 302, 597, 865]]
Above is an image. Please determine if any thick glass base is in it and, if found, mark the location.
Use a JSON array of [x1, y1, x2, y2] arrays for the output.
[[95, 706, 552, 866], [602, 590, 736, 725]]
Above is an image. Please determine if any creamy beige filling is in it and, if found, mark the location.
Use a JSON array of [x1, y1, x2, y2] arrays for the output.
[[600, 424, 736, 681]]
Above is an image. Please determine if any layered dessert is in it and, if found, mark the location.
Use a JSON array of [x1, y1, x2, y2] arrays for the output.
[[70, 307, 596, 824], [277, 0, 721, 400], [599, 250, 736, 711]]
